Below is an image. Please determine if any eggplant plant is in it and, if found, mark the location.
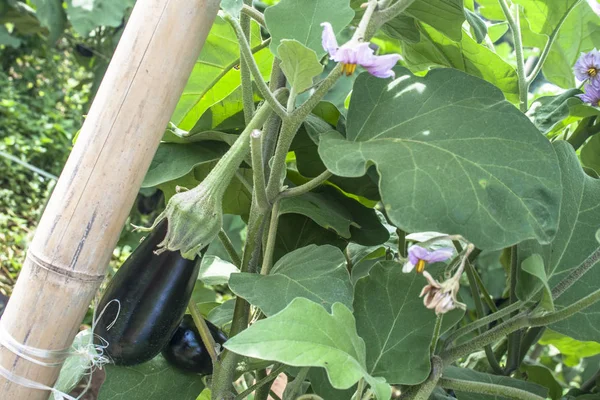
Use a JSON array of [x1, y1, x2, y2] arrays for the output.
[[72, 0, 600, 399]]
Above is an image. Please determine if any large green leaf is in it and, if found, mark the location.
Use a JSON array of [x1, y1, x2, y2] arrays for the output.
[[224, 298, 391, 399], [354, 262, 462, 384], [274, 213, 347, 263], [229, 244, 353, 315], [279, 192, 356, 238], [172, 17, 271, 130], [141, 142, 228, 187], [264, 0, 354, 58], [402, 23, 519, 102], [517, 142, 600, 341], [519, 362, 563, 400], [308, 368, 356, 400], [528, 89, 600, 135], [65, 0, 134, 37], [404, 0, 464, 41], [319, 67, 562, 251], [443, 366, 548, 400], [541, 1, 600, 88], [98, 355, 204, 400], [31, 0, 66, 43]]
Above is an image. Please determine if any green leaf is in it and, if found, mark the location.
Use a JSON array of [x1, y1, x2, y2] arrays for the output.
[[582, 134, 600, 176], [319, 67, 562, 251], [519, 362, 563, 400], [308, 368, 356, 400], [221, 0, 243, 16], [265, 0, 354, 58], [98, 355, 204, 400], [405, 0, 464, 41], [539, 329, 600, 367], [224, 298, 391, 399], [381, 15, 420, 44], [142, 142, 228, 188], [541, 1, 600, 88], [528, 89, 600, 135], [517, 142, 600, 341], [207, 298, 236, 330], [172, 17, 271, 130], [197, 255, 239, 285], [229, 244, 353, 315], [279, 192, 356, 238], [278, 39, 323, 93], [0, 26, 21, 48], [354, 262, 463, 384], [402, 23, 519, 102], [516, 254, 554, 311], [53, 330, 94, 396], [443, 366, 549, 400], [465, 8, 487, 43], [65, 0, 135, 37], [274, 213, 347, 263], [31, 0, 66, 43], [196, 389, 211, 400]]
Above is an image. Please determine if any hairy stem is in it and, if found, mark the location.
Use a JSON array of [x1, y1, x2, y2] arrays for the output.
[[551, 246, 600, 300], [224, 12, 288, 119], [218, 229, 242, 268], [260, 200, 281, 275], [279, 170, 333, 198], [401, 357, 443, 400], [506, 245, 522, 374], [240, 0, 255, 122], [499, 0, 527, 112], [234, 364, 287, 400], [439, 378, 545, 400], [251, 129, 269, 210], [241, 4, 266, 27]]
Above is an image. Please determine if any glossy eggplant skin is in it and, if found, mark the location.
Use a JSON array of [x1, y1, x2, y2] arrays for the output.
[[162, 314, 228, 374], [95, 220, 200, 365]]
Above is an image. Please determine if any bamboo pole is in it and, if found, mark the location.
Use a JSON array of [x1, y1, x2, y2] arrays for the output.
[[0, 0, 220, 398]]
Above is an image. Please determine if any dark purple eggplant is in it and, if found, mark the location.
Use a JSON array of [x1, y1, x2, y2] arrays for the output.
[[94, 220, 200, 365], [162, 314, 228, 374]]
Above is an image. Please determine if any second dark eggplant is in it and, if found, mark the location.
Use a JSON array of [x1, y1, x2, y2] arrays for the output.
[[94, 220, 200, 365], [162, 314, 228, 374]]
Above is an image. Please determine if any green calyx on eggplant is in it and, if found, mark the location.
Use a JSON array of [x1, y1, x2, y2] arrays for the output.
[[162, 314, 228, 375], [94, 219, 201, 366]]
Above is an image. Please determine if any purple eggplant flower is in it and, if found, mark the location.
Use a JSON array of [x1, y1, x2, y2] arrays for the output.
[[321, 22, 400, 78], [577, 81, 600, 106], [574, 49, 600, 83], [402, 245, 454, 273]]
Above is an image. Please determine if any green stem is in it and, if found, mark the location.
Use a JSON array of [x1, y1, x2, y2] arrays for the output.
[[218, 229, 242, 268], [506, 245, 522, 374], [254, 369, 271, 400], [375, 0, 418, 26], [284, 367, 310, 400], [439, 378, 544, 400], [430, 314, 443, 354], [224, 13, 288, 120], [279, 170, 333, 198], [518, 326, 545, 364], [444, 301, 523, 347], [188, 301, 218, 365], [499, 0, 528, 112], [260, 199, 281, 275], [353, 379, 367, 400], [551, 246, 600, 300], [265, 118, 302, 201], [465, 260, 504, 374], [397, 228, 407, 258], [240, 0, 255, 122], [234, 364, 287, 400], [526, 0, 582, 85], [580, 368, 600, 393], [471, 265, 499, 313], [530, 286, 600, 326], [241, 4, 266, 27], [401, 357, 443, 400], [251, 129, 269, 210]]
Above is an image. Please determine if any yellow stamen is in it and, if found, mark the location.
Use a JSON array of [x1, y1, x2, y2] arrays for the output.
[[342, 63, 357, 76], [416, 259, 426, 273], [588, 67, 598, 77]]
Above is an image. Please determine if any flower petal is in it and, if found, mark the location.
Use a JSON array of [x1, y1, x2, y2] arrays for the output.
[[408, 245, 429, 265], [578, 82, 600, 106], [423, 247, 454, 263], [320, 22, 339, 57], [402, 261, 416, 273], [574, 49, 600, 82], [362, 53, 401, 79]]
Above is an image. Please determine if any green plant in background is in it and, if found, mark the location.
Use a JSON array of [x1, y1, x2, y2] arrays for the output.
[[6, 0, 600, 399]]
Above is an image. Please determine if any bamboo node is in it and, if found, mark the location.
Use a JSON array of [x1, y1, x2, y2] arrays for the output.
[[27, 251, 106, 283]]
